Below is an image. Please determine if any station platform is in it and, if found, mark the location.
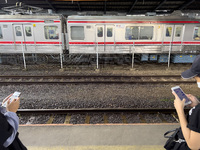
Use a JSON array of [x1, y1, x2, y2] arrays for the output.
[[18, 123, 179, 150]]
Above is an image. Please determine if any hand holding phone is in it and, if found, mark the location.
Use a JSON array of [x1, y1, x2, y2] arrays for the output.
[[171, 86, 191, 106], [2, 92, 21, 108]]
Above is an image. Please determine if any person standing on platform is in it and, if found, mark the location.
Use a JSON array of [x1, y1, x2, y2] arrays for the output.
[[171, 55, 200, 149]]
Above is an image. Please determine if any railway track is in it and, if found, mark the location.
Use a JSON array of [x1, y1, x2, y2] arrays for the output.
[[0, 75, 196, 84], [17, 108, 188, 124]]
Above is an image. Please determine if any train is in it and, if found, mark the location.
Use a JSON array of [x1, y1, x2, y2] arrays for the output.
[[0, 13, 200, 68]]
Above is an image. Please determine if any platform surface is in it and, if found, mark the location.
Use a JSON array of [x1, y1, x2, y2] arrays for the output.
[[18, 124, 179, 150]]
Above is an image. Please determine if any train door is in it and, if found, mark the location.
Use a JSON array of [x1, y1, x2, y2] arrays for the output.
[[105, 25, 115, 53], [13, 24, 35, 53], [163, 24, 184, 67], [164, 25, 174, 44], [173, 25, 184, 51], [96, 25, 115, 53], [163, 25, 183, 51], [96, 25, 104, 53]]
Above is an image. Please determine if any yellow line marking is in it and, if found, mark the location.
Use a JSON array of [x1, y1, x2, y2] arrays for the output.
[[103, 114, 108, 124], [121, 114, 127, 124], [64, 114, 71, 124], [46, 115, 54, 124], [139, 114, 146, 123], [85, 114, 90, 124]]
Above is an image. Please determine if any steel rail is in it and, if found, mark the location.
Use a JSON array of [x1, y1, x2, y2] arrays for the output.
[[17, 108, 190, 114], [0, 75, 196, 84], [0, 75, 185, 78]]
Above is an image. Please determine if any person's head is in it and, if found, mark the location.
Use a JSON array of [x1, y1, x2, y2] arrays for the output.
[[181, 55, 200, 88]]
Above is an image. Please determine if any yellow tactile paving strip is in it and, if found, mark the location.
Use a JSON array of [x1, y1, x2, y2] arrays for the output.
[[27, 145, 164, 150]]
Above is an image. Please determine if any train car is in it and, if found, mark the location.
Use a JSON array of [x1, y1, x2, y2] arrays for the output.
[[0, 15, 66, 54], [0, 14, 66, 67], [0, 14, 200, 67], [67, 15, 200, 63]]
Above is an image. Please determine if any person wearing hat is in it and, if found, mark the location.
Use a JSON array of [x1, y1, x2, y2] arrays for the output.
[[181, 55, 200, 88], [171, 55, 200, 150]]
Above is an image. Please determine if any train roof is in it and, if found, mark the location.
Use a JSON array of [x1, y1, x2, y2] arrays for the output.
[[67, 15, 200, 21]]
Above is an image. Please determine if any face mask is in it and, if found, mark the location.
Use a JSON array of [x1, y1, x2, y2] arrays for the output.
[[197, 82, 200, 88]]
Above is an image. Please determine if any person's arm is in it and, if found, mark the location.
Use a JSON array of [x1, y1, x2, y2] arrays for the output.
[[3, 111, 19, 147], [3, 98, 20, 147], [173, 92, 200, 149]]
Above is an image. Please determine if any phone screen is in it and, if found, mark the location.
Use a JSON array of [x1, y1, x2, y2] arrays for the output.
[[173, 88, 191, 104]]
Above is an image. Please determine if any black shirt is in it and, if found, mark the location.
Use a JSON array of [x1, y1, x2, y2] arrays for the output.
[[176, 103, 200, 150], [0, 113, 12, 149]]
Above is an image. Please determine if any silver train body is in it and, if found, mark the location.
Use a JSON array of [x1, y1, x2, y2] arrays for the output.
[[0, 15, 65, 54], [0, 14, 200, 63], [67, 15, 200, 54]]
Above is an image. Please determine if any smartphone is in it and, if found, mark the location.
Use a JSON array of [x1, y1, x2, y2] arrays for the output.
[[2, 91, 21, 107], [171, 86, 191, 105]]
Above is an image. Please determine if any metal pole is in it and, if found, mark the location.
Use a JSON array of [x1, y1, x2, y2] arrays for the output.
[[96, 42, 99, 69], [60, 42, 63, 69], [21, 41, 27, 69], [132, 42, 135, 68], [168, 25, 175, 68]]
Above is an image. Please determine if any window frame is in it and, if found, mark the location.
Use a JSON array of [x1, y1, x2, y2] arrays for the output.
[[15, 26, 22, 37], [25, 26, 32, 37], [107, 27, 113, 37], [70, 26, 85, 40], [193, 27, 200, 41], [175, 26, 182, 37], [125, 25, 154, 40], [44, 25, 59, 40]]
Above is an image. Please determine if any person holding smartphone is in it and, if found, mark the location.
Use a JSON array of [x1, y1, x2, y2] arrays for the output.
[[0, 93, 27, 150], [171, 55, 200, 150]]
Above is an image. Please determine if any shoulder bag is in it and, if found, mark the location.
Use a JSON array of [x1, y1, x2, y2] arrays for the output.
[[164, 128, 180, 150]]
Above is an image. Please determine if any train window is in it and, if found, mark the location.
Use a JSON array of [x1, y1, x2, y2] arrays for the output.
[[107, 27, 113, 37], [44, 26, 59, 40], [97, 27, 103, 37], [0, 26, 2, 39], [166, 27, 172, 37], [193, 27, 200, 40], [25, 26, 32, 37], [175, 27, 182, 37], [71, 26, 84, 40], [125, 26, 139, 40], [15, 26, 22, 36], [140, 26, 153, 40]]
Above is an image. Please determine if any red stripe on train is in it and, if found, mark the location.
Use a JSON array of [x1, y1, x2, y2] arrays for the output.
[[0, 20, 60, 23], [0, 41, 61, 44], [1, 41, 200, 45], [68, 21, 200, 24], [69, 41, 200, 45]]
